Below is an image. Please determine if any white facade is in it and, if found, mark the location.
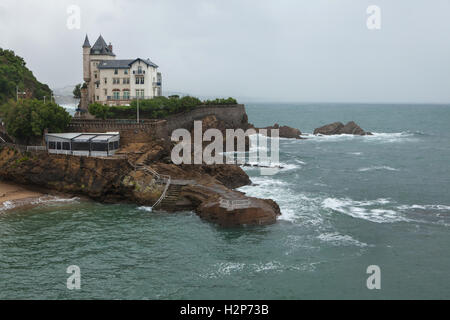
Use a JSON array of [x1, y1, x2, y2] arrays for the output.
[[83, 35, 162, 107]]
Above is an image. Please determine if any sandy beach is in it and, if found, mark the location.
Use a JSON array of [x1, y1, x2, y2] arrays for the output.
[[0, 181, 44, 211]]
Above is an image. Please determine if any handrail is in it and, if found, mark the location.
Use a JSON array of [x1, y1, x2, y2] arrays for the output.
[[128, 159, 172, 209], [152, 176, 171, 209]]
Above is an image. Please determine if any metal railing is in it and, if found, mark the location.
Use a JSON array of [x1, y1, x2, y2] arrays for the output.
[[152, 176, 171, 209], [26, 146, 47, 152], [219, 198, 251, 211], [106, 96, 154, 101], [128, 160, 172, 209]]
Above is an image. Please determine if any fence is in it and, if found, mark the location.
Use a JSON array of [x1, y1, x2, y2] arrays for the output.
[[219, 198, 251, 211]]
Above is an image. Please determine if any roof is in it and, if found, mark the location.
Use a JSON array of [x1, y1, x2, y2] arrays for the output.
[[45, 132, 119, 141], [82, 35, 91, 48], [97, 58, 159, 69], [97, 59, 135, 69], [131, 58, 159, 68], [46, 133, 82, 140], [90, 35, 115, 56]]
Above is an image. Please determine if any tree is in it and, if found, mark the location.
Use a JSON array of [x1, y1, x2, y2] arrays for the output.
[[0, 99, 72, 144], [88, 103, 110, 120], [73, 83, 81, 99]]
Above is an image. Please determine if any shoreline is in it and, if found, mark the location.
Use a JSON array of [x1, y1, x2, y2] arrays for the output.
[[0, 180, 74, 213]]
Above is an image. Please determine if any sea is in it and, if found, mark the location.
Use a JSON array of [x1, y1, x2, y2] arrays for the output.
[[0, 103, 449, 299]]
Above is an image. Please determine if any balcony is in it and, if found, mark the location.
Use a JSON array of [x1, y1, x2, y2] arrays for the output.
[[152, 82, 162, 87], [133, 70, 145, 75], [107, 96, 154, 101]]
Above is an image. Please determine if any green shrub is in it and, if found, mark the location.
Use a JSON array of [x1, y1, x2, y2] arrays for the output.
[[202, 97, 237, 105], [88, 103, 111, 120], [89, 96, 237, 120]]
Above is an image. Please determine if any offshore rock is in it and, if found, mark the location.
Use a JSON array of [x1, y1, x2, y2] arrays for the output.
[[314, 121, 372, 136]]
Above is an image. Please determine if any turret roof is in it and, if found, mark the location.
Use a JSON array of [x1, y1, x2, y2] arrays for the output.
[[82, 35, 91, 48], [90, 35, 115, 56]]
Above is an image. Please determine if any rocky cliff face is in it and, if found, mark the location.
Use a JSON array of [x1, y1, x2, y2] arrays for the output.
[[0, 145, 280, 227]]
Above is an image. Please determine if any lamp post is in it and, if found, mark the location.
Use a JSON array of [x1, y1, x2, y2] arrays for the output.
[[137, 94, 140, 124]]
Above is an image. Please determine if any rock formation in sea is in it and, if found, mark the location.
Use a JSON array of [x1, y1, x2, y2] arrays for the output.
[[313, 121, 372, 136], [257, 123, 303, 139]]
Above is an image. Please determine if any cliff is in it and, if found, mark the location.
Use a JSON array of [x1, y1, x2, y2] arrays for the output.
[[0, 145, 280, 227]]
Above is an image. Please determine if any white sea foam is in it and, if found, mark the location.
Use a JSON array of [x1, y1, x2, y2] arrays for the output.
[[31, 196, 80, 205], [305, 131, 417, 143], [358, 166, 399, 172], [397, 204, 450, 212], [138, 206, 153, 212], [322, 197, 408, 223], [0, 201, 15, 212], [317, 232, 369, 247], [239, 177, 323, 225]]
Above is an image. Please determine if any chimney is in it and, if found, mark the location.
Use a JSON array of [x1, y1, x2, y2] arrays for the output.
[[108, 42, 113, 52]]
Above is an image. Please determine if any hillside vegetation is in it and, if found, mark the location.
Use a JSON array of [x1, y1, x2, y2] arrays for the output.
[[0, 48, 52, 104]]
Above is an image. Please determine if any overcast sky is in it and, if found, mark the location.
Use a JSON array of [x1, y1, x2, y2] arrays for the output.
[[0, 0, 449, 103]]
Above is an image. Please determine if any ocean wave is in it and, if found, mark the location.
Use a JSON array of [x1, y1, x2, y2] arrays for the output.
[[358, 166, 399, 172], [304, 131, 418, 143], [397, 204, 450, 212], [138, 206, 153, 212], [239, 177, 323, 225], [317, 232, 369, 247], [0, 201, 15, 212], [30, 195, 80, 205], [322, 197, 408, 223]]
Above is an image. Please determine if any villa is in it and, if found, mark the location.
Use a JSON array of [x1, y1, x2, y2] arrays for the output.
[[82, 35, 162, 107]]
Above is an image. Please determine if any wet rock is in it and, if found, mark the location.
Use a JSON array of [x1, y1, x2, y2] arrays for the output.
[[257, 123, 303, 139], [314, 121, 371, 136]]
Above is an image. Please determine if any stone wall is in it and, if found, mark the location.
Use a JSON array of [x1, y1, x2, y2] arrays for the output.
[[165, 104, 247, 133], [67, 119, 168, 146], [67, 104, 247, 146]]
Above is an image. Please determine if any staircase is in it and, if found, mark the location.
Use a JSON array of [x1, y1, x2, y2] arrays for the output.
[[128, 160, 171, 210], [156, 184, 183, 209]]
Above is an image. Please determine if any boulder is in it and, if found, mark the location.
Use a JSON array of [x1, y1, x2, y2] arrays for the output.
[[259, 123, 303, 139], [314, 122, 345, 135], [314, 121, 372, 136]]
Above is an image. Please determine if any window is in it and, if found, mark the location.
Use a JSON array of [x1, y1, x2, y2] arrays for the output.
[[96, 96, 99, 101], [136, 89, 144, 98], [73, 142, 90, 151], [94, 73, 98, 79], [114, 141, 119, 149], [123, 78, 130, 84], [123, 91, 130, 100], [92, 143, 108, 152], [140, 77, 145, 85], [113, 91, 120, 100], [124, 70, 128, 75], [114, 69, 118, 75], [63, 142, 71, 150], [104, 89, 107, 96], [138, 66, 143, 74], [96, 83, 99, 89], [49, 141, 56, 149], [104, 78, 107, 84]]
